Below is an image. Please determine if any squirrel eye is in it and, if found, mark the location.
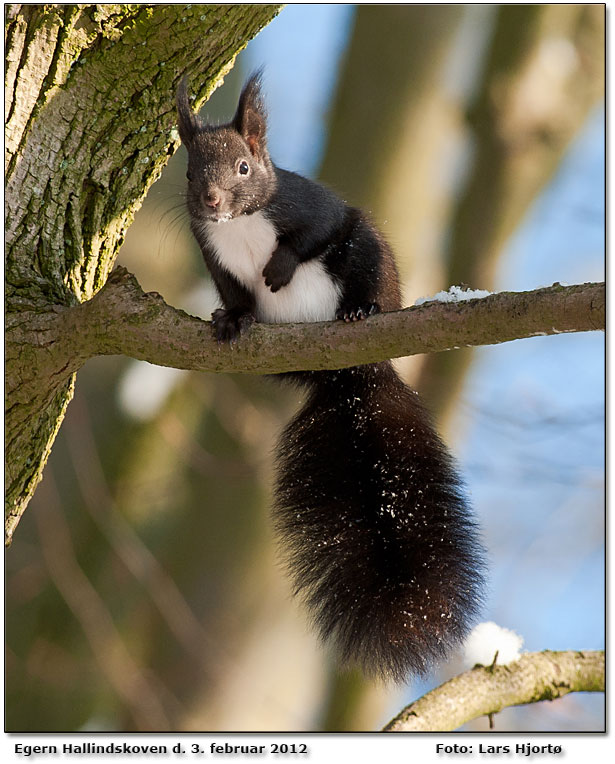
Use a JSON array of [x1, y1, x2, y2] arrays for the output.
[[238, 160, 250, 176]]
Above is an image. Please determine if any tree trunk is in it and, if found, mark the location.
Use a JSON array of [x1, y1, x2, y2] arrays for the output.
[[5, 4, 281, 543]]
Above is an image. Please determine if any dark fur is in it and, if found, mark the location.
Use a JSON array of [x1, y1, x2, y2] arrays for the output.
[[275, 363, 484, 680], [177, 73, 485, 680]]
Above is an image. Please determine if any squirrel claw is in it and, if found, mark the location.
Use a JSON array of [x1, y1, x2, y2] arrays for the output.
[[336, 303, 380, 323]]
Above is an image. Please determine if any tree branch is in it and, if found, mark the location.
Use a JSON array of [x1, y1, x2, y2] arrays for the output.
[[383, 650, 605, 732], [5, 267, 603, 543], [58, 268, 604, 374]]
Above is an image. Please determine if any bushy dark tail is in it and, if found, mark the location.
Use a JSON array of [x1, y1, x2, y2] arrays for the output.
[[273, 362, 485, 682]]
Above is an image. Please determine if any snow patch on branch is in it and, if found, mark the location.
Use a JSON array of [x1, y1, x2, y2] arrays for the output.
[[414, 285, 493, 306], [463, 621, 524, 669]]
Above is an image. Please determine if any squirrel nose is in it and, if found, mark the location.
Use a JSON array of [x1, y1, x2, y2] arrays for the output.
[[205, 192, 221, 209]]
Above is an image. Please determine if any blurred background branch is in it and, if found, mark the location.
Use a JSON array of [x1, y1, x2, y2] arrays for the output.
[[414, 3, 605, 428], [34, 472, 176, 731]]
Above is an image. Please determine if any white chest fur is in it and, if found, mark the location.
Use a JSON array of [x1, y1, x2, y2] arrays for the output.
[[204, 212, 341, 324]]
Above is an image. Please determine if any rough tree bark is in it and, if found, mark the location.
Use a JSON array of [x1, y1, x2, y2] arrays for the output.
[[17, 270, 604, 376], [5, 4, 281, 543]]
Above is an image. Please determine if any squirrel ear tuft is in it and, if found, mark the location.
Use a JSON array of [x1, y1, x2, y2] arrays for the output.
[[233, 70, 267, 159], [176, 77, 201, 147]]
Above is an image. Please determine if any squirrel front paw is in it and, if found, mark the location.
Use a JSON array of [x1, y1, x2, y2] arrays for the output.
[[211, 308, 255, 343], [336, 302, 380, 322], [262, 256, 296, 293]]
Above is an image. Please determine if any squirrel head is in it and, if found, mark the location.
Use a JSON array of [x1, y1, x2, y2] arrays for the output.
[[177, 71, 276, 222]]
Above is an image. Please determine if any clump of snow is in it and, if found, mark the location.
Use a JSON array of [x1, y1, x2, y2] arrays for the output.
[[414, 285, 493, 305], [463, 621, 524, 669]]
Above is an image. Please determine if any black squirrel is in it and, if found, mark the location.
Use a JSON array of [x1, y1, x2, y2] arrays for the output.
[[177, 72, 485, 681]]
